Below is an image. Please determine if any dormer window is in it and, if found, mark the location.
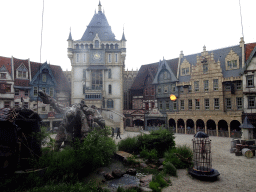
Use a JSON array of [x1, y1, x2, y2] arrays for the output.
[[16, 64, 28, 79], [182, 67, 189, 75], [227, 60, 237, 69], [225, 49, 239, 70]]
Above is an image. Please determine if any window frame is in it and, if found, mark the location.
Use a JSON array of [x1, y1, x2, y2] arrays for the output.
[[108, 54, 111, 63], [180, 100, 184, 110], [203, 64, 208, 73], [108, 84, 112, 94], [246, 75, 254, 87], [188, 99, 192, 110], [225, 98, 232, 110], [42, 74, 47, 82], [236, 97, 243, 110], [214, 98, 220, 110], [15, 89, 19, 96], [34, 87, 38, 97], [213, 79, 219, 91], [204, 98, 209, 110], [248, 96, 256, 109], [194, 81, 199, 92], [204, 80, 209, 92], [195, 99, 200, 110]]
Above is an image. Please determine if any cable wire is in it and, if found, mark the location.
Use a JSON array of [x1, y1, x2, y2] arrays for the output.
[[239, 0, 244, 39]]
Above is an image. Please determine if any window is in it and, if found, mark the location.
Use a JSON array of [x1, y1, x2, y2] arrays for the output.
[[50, 88, 54, 97], [204, 80, 209, 92], [225, 84, 231, 91], [195, 99, 200, 110], [194, 81, 199, 92], [15, 89, 19, 96], [92, 70, 103, 90], [42, 74, 46, 82], [172, 85, 176, 92], [203, 64, 208, 73], [173, 100, 177, 110], [225, 98, 231, 110], [108, 69, 111, 79], [0, 73, 6, 79], [25, 90, 29, 96], [227, 60, 238, 69], [83, 69, 86, 79], [17, 70, 27, 79], [42, 87, 46, 93], [158, 87, 161, 94], [236, 97, 243, 110], [164, 85, 168, 93], [205, 98, 209, 110], [188, 86, 192, 93], [188, 99, 192, 110], [115, 53, 118, 63], [182, 67, 189, 75], [42, 107, 46, 112], [159, 101, 162, 110], [248, 96, 255, 108], [4, 101, 10, 108], [166, 101, 169, 110], [180, 87, 184, 93], [236, 81, 242, 90], [246, 75, 254, 87], [95, 40, 99, 48], [5, 84, 11, 92], [83, 54, 86, 62], [108, 54, 111, 63], [107, 99, 113, 108], [76, 54, 79, 63], [145, 88, 148, 96], [213, 79, 219, 91], [34, 87, 38, 96], [15, 102, 19, 107], [180, 100, 184, 110], [214, 98, 219, 110], [108, 84, 112, 94], [50, 106, 53, 112], [24, 102, 29, 109], [151, 87, 154, 95]]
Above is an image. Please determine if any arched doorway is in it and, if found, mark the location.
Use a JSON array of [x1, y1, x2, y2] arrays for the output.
[[196, 119, 205, 133], [186, 119, 194, 134], [177, 119, 185, 134], [230, 120, 241, 138], [218, 120, 228, 137], [169, 118, 176, 133], [207, 119, 216, 136]]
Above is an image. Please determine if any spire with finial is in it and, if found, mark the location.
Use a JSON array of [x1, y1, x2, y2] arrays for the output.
[[67, 27, 72, 41], [121, 26, 127, 41], [203, 45, 206, 52], [98, 0, 102, 12]]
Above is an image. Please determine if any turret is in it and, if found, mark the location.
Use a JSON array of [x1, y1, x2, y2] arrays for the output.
[[67, 29, 73, 59], [98, 0, 102, 12]]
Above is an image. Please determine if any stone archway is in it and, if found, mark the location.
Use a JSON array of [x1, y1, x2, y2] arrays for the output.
[[169, 118, 176, 133], [186, 119, 195, 134], [177, 119, 185, 134], [230, 120, 242, 138], [218, 120, 228, 137], [196, 119, 205, 133], [207, 119, 216, 136]]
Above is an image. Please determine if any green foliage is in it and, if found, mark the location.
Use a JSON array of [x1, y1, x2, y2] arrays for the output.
[[118, 136, 141, 154], [126, 155, 139, 166], [163, 161, 177, 176], [117, 186, 141, 192], [164, 145, 193, 169], [140, 147, 158, 162], [149, 173, 169, 192]]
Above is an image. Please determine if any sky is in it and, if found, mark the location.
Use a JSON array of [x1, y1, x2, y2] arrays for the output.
[[0, 0, 256, 71]]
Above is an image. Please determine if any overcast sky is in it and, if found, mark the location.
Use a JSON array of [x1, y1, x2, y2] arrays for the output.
[[0, 0, 256, 71]]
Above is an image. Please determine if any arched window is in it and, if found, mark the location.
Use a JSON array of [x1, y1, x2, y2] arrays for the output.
[[106, 44, 109, 49], [95, 40, 99, 48], [80, 44, 84, 49], [76, 44, 79, 49], [108, 84, 112, 94], [90, 44, 93, 49], [110, 44, 114, 49], [107, 99, 114, 108], [101, 44, 105, 49], [115, 44, 118, 49]]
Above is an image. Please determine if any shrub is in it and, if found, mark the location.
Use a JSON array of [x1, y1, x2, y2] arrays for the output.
[[118, 136, 140, 154], [149, 173, 168, 192], [117, 186, 141, 192], [164, 145, 193, 169], [163, 161, 177, 176]]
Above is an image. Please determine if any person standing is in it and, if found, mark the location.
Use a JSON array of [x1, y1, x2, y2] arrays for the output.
[[111, 127, 115, 137], [116, 127, 121, 139]]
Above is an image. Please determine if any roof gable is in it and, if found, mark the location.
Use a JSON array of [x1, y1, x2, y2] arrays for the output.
[[0, 56, 12, 75], [243, 44, 256, 73]]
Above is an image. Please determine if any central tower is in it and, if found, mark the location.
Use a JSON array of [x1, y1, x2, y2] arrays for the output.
[[67, 1, 126, 131]]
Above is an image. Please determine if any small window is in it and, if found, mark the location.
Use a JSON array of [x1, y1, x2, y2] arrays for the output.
[[83, 69, 86, 79], [145, 88, 148, 96], [50, 106, 53, 112], [76, 54, 79, 63], [236, 97, 243, 110], [182, 67, 189, 75], [213, 79, 219, 91], [158, 87, 161, 93], [203, 64, 208, 73], [195, 99, 200, 110], [115, 53, 118, 63], [42, 74, 47, 82], [194, 81, 199, 92], [180, 100, 184, 110], [4, 101, 10, 108], [159, 101, 162, 110], [173, 100, 177, 110], [248, 96, 255, 109], [24, 102, 29, 109], [95, 40, 99, 48], [225, 98, 231, 110], [5, 84, 11, 92], [225, 84, 231, 91], [236, 81, 242, 90], [0, 73, 6, 79], [188, 85, 192, 93], [42, 87, 46, 93], [15, 89, 19, 96], [180, 87, 184, 93], [166, 101, 169, 110], [34, 87, 38, 96], [15, 102, 19, 107], [204, 80, 209, 92], [227, 60, 238, 69], [42, 107, 46, 112], [246, 75, 254, 87], [151, 87, 154, 96], [108, 54, 111, 63], [172, 85, 176, 92], [214, 98, 219, 110], [188, 99, 192, 110], [205, 98, 209, 110], [107, 99, 114, 108], [83, 54, 86, 62], [164, 85, 168, 93], [108, 69, 111, 79], [25, 90, 29, 96], [108, 84, 112, 94]]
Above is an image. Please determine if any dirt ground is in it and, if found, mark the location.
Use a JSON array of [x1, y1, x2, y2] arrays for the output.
[[163, 134, 256, 192]]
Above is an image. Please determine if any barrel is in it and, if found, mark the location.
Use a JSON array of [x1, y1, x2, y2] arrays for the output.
[[242, 148, 253, 158]]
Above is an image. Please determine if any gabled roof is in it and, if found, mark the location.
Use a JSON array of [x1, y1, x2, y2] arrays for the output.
[[0, 56, 12, 75], [13, 57, 30, 86], [242, 43, 256, 73], [130, 63, 159, 90], [80, 9, 116, 41]]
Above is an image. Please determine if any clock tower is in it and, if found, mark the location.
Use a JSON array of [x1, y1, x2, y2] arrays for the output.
[[67, 1, 126, 132]]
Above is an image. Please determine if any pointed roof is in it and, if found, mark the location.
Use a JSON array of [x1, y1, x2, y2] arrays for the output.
[[80, 3, 116, 41], [240, 116, 255, 129], [67, 30, 72, 41], [241, 43, 256, 74], [0, 56, 12, 75], [121, 29, 126, 41]]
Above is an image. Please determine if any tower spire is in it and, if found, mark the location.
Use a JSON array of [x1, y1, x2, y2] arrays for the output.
[[98, 0, 102, 12]]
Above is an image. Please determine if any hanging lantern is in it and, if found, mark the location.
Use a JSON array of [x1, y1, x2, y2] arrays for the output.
[[188, 132, 220, 180], [170, 94, 177, 101]]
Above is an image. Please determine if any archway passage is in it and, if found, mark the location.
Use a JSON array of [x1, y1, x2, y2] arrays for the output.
[[133, 119, 144, 127], [218, 120, 228, 137], [196, 119, 205, 133], [186, 119, 194, 134], [177, 119, 185, 134], [230, 120, 242, 138], [169, 118, 176, 133], [207, 119, 216, 136]]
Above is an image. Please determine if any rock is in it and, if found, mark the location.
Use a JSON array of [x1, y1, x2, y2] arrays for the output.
[[140, 163, 148, 168], [158, 158, 165, 164], [126, 168, 137, 176], [149, 164, 156, 168], [158, 165, 164, 170], [140, 187, 153, 192], [122, 184, 138, 190], [140, 174, 153, 183], [112, 169, 125, 178], [104, 173, 114, 180]]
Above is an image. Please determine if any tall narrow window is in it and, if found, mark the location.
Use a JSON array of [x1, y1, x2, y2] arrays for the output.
[[108, 54, 111, 63], [203, 64, 208, 73], [180, 100, 184, 110], [42, 74, 47, 82], [25, 90, 29, 96], [15, 89, 19, 96], [108, 84, 112, 94], [188, 85, 192, 93], [214, 98, 219, 110], [236, 81, 242, 90], [194, 81, 199, 92], [107, 99, 114, 108], [236, 97, 243, 110], [159, 101, 162, 110], [115, 53, 118, 62], [34, 87, 38, 96], [248, 96, 255, 108], [83, 54, 86, 62], [204, 80, 209, 92], [188, 99, 192, 110], [166, 101, 169, 110], [246, 75, 254, 87], [92, 70, 103, 90], [83, 69, 86, 79], [151, 87, 154, 95], [213, 79, 219, 91], [76, 54, 79, 63], [95, 40, 99, 48], [173, 100, 177, 110], [225, 98, 231, 110], [195, 99, 200, 110], [204, 98, 209, 110], [108, 69, 111, 79]]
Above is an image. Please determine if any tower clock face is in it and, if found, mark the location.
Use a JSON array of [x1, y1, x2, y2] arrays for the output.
[[93, 52, 101, 60]]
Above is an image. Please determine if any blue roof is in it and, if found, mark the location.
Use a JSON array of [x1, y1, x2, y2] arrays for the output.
[[80, 11, 117, 41]]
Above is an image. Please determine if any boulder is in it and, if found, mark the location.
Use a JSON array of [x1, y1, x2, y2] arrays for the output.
[[112, 169, 125, 178], [126, 168, 137, 176], [158, 158, 165, 164], [140, 163, 148, 168], [158, 165, 164, 170], [140, 174, 153, 188], [104, 173, 114, 180], [140, 187, 153, 192]]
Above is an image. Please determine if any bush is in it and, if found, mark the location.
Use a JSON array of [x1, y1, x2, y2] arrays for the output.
[[117, 186, 141, 192], [118, 136, 140, 154], [163, 161, 177, 176], [140, 147, 158, 162], [149, 173, 168, 192], [164, 145, 193, 169]]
